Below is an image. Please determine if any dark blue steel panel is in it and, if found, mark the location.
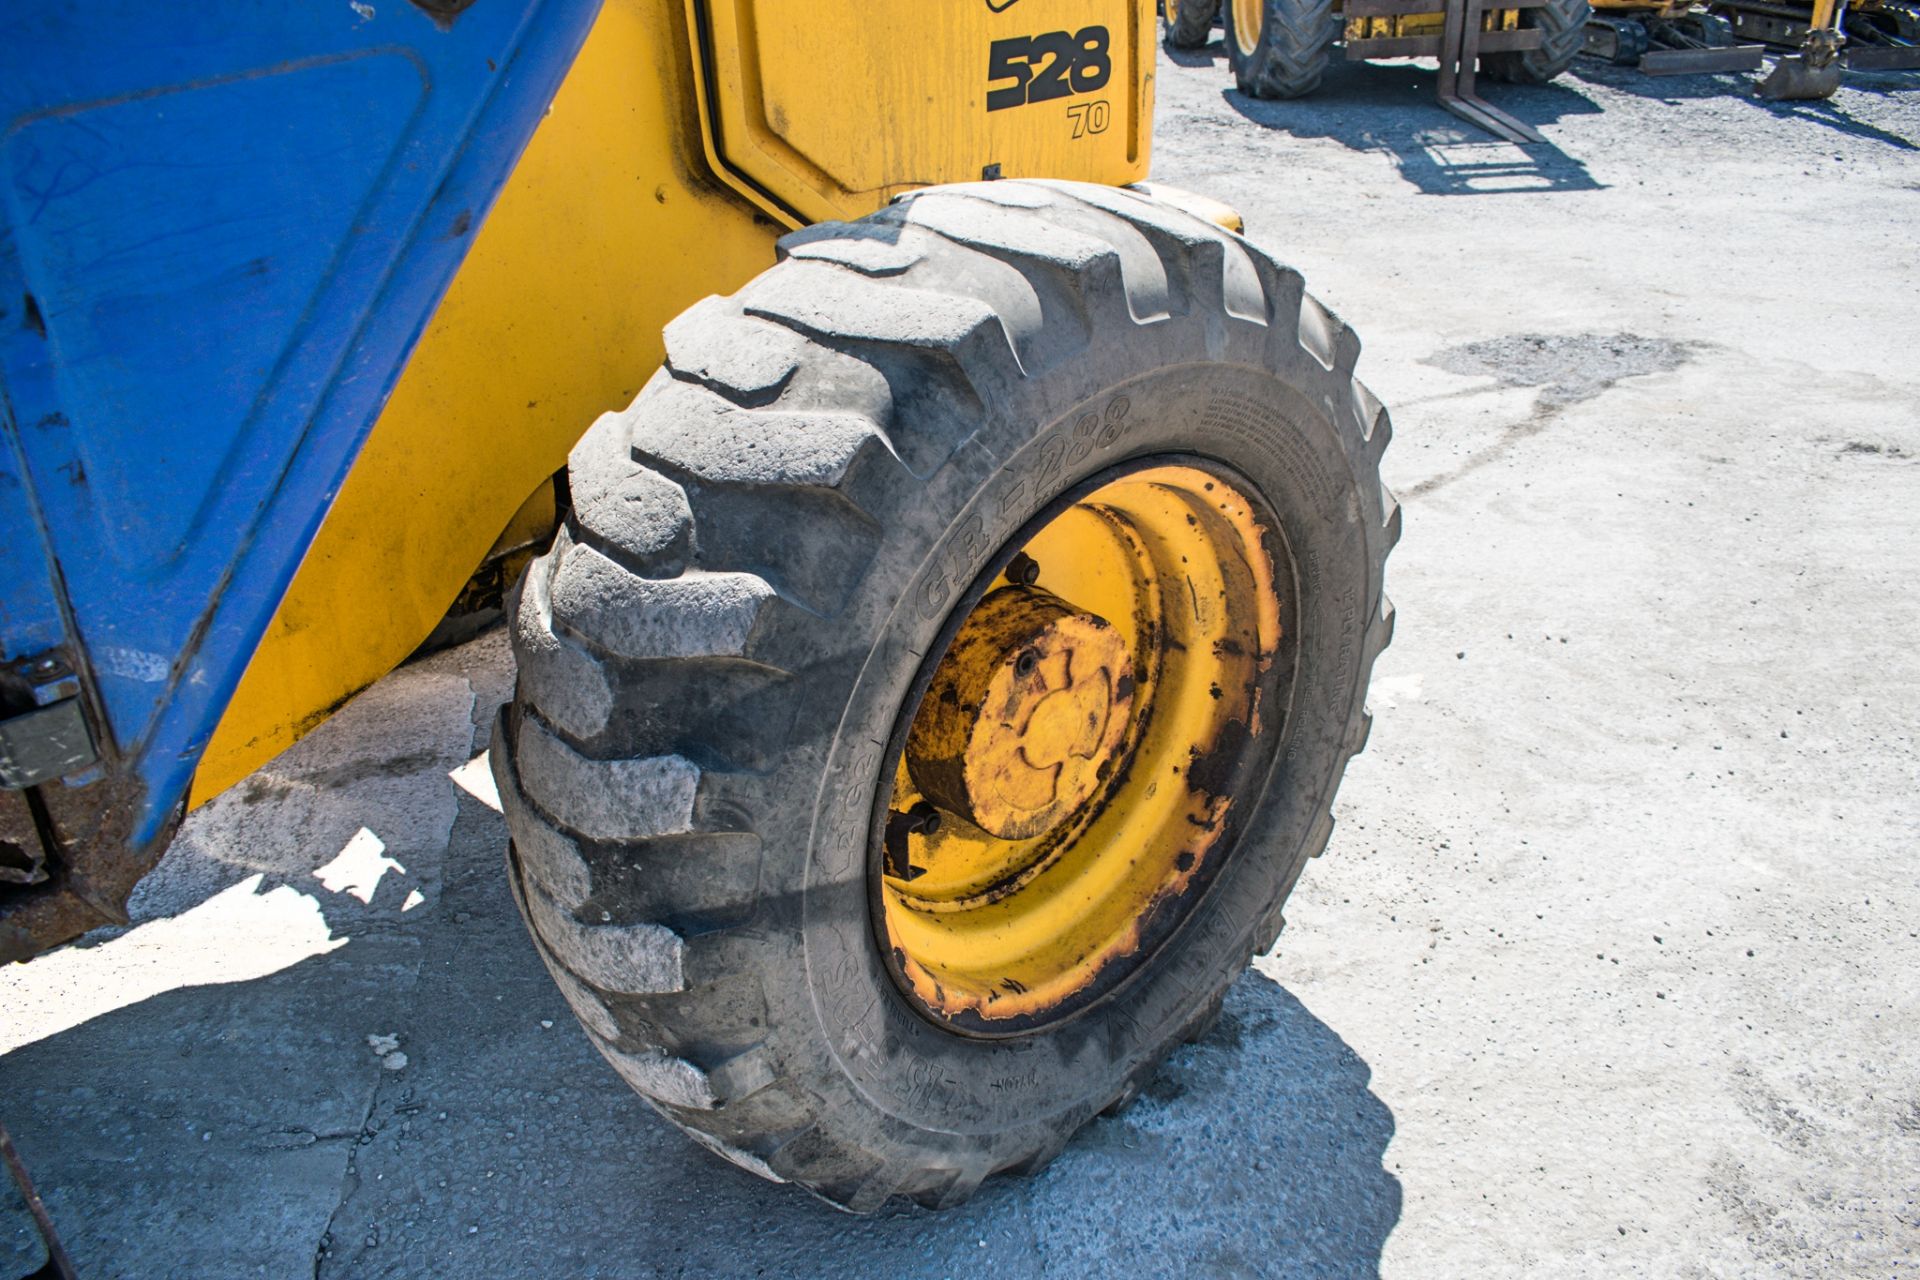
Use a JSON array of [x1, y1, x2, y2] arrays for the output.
[[0, 0, 601, 844]]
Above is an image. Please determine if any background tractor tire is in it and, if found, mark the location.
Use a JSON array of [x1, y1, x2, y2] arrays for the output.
[[1480, 0, 1591, 83], [493, 180, 1396, 1212], [1228, 0, 1340, 99], [1164, 0, 1222, 48]]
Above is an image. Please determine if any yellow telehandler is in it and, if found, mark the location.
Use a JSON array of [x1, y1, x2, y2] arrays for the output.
[[1, 0, 1394, 1216], [1168, 0, 1589, 141]]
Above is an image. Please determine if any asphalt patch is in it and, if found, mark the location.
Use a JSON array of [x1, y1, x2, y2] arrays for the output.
[[1427, 332, 1694, 408]]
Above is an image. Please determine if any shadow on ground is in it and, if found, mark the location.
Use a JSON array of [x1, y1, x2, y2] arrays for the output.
[[1172, 29, 1919, 182], [1563, 58, 1920, 150], [2, 639, 1401, 1279], [1215, 56, 1606, 194]]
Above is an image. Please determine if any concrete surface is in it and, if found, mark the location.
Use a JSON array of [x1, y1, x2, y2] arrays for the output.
[[6, 40, 1920, 1280]]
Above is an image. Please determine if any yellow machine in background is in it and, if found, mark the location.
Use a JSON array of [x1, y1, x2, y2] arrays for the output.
[[1579, 0, 1920, 94], [1166, 0, 1589, 141], [1719, 0, 1920, 96], [1580, 0, 1765, 75]]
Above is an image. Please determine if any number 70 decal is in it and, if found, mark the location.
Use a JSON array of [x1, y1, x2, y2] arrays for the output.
[[986, 27, 1113, 111], [1065, 101, 1111, 137]]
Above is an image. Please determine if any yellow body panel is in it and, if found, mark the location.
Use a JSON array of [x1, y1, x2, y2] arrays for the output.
[[195, 0, 1160, 806], [192, 0, 781, 803], [1584, 0, 1688, 14], [1343, 9, 1513, 36], [687, 0, 1154, 224]]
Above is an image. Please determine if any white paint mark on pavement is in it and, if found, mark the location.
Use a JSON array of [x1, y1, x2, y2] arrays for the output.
[[0, 875, 343, 1054], [450, 750, 501, 813], [313, 828, 405, 905], [1369, 673, 1425, 709]]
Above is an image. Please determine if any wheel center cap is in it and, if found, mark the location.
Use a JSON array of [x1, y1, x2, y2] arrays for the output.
[[905, 585, 1134, 840]]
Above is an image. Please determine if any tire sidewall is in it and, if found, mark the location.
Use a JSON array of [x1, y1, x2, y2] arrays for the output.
[[1166, 0, 1219, 47], [1229, 0, 1334, 95], [787, 349, 1375, 1143]]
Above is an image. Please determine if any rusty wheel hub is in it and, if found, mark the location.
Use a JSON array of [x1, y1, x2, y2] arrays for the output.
[[873, 461, 1288, 1035], [905, 585, 1134, 843]]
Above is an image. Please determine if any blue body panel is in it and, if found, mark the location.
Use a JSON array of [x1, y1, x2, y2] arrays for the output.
[[0, 1, 599, 844]]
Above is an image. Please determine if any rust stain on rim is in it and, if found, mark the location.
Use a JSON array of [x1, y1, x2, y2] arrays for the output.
[[872, 459, 1292, 1036]]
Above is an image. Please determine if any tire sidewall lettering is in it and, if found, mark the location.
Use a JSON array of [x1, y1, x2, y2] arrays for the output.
[[915, 392, 1140, 622]]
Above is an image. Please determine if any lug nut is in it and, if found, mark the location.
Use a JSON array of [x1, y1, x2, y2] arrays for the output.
[[1006, 552, 1041, 586], [907, 801, 943, 836]]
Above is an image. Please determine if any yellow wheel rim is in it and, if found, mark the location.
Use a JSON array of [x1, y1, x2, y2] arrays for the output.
[[1233, 0, 1266, 54], [874, 462, 1287, 1035]]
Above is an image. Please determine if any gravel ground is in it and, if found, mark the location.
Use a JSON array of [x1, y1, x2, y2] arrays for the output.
[[5, 39, 1918, 1280]]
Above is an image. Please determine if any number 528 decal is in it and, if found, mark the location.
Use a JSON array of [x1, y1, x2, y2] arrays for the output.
[[986, 27, 1112, 111]]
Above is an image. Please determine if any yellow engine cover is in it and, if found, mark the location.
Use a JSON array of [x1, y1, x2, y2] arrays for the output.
[[686, 0, 1155, 225]]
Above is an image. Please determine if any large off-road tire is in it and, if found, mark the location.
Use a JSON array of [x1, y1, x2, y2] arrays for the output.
[[492, 180, 1396, 1212], [1480, 0, 1591, 82], [1227, 0, 1340, 98], [1164, 0, 1222, 48]]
